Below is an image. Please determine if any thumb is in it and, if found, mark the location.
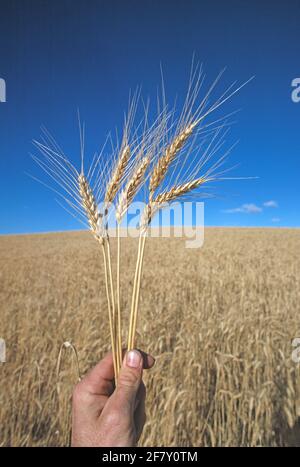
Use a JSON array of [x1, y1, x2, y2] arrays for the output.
[[114, 350, 143, 412]]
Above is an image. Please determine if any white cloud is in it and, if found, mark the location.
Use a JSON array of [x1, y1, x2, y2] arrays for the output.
[[242, 203, 263, 213], [271, 217, 280, 222], [223, 203, 263, 214], [263, 200, 278, 208]]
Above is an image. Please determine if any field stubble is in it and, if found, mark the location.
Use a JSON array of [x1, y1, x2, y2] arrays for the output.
[[0, 228, 299, 446]]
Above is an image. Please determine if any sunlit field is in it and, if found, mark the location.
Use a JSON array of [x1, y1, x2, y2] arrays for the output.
[[0, 228, 299, 446]]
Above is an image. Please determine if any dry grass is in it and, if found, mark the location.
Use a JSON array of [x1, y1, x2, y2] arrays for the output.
[[0, 228, 300, 446]]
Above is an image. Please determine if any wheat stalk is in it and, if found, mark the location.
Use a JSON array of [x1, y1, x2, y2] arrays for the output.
[[127, 233, 146, 349], [128, 122, 198, 349], [115, 155, 149, 365], [32, 67, 250, 385], [128, 123, 202, 349], [78, 173, 118, 377], [103, 144, 132, 376], [128, 174, 210, 350]]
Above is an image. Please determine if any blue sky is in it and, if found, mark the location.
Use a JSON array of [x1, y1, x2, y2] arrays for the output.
[[0, 0, 299, 234]]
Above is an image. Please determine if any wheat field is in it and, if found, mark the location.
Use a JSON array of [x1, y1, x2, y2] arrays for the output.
[[0, 227, 299, 447]]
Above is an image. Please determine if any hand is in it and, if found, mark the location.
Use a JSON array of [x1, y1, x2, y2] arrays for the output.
[[71, 349, 155, 447]]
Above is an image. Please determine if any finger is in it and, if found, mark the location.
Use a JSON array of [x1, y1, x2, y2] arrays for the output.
[[81, 352, 115, 396], [112, 350, 143, 413], [121, 349, 155, 370]]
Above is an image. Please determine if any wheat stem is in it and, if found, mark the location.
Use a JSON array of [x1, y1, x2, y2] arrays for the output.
[[128, 124, 197, 350], [104, 144, 131, 377], [116, 223, 122, 368], [114, 156, 149, 353], [128, 234, 143, 349], [105, 236, 119, 377], [101, 241, 118, 378], [77, 174, 118, 378], [130, 233, 147, 350], [129, 176, 208, 349]]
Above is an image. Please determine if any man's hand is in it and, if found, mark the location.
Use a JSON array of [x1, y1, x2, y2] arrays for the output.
[[71, 349, 155, 447]]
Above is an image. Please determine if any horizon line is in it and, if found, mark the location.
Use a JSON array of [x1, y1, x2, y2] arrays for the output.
[[1, 225, 299, 238]]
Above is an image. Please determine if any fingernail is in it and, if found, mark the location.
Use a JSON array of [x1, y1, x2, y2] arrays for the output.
[[126, 350, 142, 368]]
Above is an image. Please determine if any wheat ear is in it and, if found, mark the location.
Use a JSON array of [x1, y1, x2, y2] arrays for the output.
[[141, 176, 207, 230], [105, 145, 130, 204], [116, 156, 149, 223], [155, 177, 206, 203], [78, 174, 104, 243], [78, 174, 118, 377], [149, 122, 196, 199]]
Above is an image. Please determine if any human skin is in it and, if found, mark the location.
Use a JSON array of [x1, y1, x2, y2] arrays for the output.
[[71, 349, 155, 447]]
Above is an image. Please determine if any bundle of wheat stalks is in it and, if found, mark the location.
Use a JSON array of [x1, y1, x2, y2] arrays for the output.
[[32, 67, 250, 380]]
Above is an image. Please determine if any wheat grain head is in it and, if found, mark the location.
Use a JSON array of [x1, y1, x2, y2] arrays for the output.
[[116, 156, 150, 223], [149, 122, 196, 199], [141, 176, 208, 233], [78, 174, 104, 244], [104, 145, 130, 205]]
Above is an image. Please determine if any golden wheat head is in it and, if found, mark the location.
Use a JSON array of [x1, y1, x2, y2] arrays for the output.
[[105, 145, 130, 205], [149, 122, 195, 198], [141, 176, 206, 233], [116, 156, 149, 223], [78, 174, 103, 244]]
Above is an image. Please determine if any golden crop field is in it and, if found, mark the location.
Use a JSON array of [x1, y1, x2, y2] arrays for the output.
[[0, 227, 300, 447]]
